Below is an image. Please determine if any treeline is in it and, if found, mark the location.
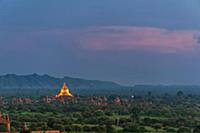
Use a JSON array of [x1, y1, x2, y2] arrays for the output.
[[1, 91, 200, 132]]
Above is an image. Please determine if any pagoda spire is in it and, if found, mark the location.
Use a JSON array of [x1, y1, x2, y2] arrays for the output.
[[55, 83, 73, 98]]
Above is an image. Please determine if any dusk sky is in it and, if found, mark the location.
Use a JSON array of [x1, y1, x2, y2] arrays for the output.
[[1, 0, 200, 85]]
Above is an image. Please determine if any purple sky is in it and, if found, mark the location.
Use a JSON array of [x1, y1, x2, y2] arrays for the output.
[[0, 0, 200, 85]]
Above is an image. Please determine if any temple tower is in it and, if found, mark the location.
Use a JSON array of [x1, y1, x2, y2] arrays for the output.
[[0, 112, 11, 132], [55, 83, 73, 98]]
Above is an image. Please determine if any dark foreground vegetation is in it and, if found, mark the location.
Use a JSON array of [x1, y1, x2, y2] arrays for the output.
[[0, 90, 200, 133]]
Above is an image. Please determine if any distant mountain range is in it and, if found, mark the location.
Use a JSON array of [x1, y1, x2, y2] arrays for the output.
[[0, 74, 122, 90], [1, 74, 200, 94]]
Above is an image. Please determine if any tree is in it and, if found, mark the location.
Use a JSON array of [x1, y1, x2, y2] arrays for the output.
[[131, 107, 140, 123], [0, 125, 7, 132], [83, 125, 92, 132], [152, 123, 162, 132], [92, 125, 106, 132], [72, 125, 82, 132], [123, 124, 139, 132], [163, 127, 176, 132], [64, 125, 73, 132], [177, 91, 184, 97], [177, 127, 191, 133], [106, 124, 116, 133], [193, 127, 200, 133], [94, 110, 104, 117], [148, 91, 152, 97]]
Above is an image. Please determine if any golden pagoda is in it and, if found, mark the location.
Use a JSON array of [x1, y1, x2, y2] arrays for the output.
[[55, 83, 73, 98]]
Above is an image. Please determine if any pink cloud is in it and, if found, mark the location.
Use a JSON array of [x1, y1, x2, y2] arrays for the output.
[[4, 26, 199, 53], [78, 26, 200, 53]]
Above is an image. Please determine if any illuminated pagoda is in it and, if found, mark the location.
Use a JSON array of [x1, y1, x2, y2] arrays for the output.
[[55, 83, 73, 98]]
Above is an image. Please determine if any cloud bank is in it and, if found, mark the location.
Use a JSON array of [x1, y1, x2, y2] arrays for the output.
[[1, 26, 200, 53], [78, 26, 200, 53]]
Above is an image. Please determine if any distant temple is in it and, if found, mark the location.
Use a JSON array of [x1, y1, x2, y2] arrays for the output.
[[0, 112, 10, 132], [55, 83, 73, 98]]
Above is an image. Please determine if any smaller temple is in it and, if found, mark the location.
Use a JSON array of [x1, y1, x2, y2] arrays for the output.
[[0, 112, 10, 132], [55, 83, 73, 98]]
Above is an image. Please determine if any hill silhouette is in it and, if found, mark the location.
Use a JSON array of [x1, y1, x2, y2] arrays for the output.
[[0, 74, 122, 90]]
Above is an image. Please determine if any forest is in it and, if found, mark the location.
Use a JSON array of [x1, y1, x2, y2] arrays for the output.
[[0, 89, 200, 133]]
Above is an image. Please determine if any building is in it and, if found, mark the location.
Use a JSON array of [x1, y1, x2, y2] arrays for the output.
[[0, 112, 10, 132], [55, 83, 73, 98]]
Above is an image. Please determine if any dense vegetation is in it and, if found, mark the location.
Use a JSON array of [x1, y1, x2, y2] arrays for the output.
[[1, 90, 200, 133]]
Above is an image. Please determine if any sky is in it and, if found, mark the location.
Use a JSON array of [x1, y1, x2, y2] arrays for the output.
[[0, 0, 200, 85]]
